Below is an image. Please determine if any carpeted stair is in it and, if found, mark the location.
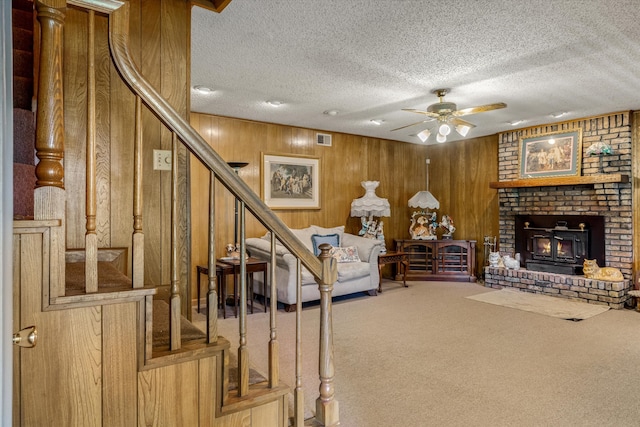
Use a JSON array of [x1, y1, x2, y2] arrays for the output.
[[12, 0, 35, 219]]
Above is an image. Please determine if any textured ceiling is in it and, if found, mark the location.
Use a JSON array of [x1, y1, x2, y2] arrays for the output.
[[191, 1, 640, 145]]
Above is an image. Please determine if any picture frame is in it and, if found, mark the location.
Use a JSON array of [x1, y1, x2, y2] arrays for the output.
[[261, 153, 320, 209], [519, 129, 582, 178]]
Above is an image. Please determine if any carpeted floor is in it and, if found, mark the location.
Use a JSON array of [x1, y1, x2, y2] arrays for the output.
[[195, 280, 640, 426]]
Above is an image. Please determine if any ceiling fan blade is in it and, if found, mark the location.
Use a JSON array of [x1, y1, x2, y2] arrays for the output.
[[448, 117, 476, 128], [391, 119, 433, 132], [452, 102, 507, 117], [402, 109, 440, 118]]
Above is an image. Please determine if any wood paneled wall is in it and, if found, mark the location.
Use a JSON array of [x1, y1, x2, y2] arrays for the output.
[[189, 113, 500, 295], [61, 0, 190, 301], [429, 134, 500, 269]]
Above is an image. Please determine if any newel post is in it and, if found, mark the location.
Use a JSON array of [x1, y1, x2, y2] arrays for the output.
[[34, 0, 66, 190], [315, 243, 340, 426], [34, 0, 67, 297]]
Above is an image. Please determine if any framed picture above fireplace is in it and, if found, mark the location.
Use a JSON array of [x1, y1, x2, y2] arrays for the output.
[[519, 129, 582, 178]]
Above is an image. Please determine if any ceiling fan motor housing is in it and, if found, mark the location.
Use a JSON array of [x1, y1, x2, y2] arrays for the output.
[[427, 102, 457, 115]]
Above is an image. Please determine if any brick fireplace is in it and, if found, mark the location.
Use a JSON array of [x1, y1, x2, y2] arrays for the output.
[[485, 112, 632, 308]]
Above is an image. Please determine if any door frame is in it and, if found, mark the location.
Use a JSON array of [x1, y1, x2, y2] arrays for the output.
[[1, 0, 14, 424]]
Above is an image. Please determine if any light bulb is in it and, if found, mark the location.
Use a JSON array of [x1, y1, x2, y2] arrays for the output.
[[455, 124, 471, 137], [436, 133, 446, 143], [417, 129, 431, 142], [438, 123, 451, 136]]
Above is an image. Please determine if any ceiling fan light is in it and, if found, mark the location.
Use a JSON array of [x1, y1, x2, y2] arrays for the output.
[[436, 133, 447, 143], [438, 122, 451, 136], [455, 124, 471, 137], [417, 129, 431, 142]]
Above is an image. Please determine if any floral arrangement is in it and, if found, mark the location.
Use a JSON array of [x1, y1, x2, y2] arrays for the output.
[[585, 141, 613, 156]]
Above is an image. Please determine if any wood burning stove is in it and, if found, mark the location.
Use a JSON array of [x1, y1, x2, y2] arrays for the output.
[[526, 223, 588, 274], [515, 215, 605, 275]]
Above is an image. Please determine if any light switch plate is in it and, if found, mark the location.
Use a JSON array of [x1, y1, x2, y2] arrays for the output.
[[153, 149, 171, 170]]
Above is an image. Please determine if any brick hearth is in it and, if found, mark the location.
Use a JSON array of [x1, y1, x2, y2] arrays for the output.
[[490, 112, 633, 308], [484, 267, 630, 309]]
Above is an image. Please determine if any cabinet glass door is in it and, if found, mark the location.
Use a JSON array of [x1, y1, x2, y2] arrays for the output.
[[436, 243, 469, 273]]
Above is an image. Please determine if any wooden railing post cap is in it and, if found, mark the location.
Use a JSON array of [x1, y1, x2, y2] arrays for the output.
[[317, 243, 332, 259]]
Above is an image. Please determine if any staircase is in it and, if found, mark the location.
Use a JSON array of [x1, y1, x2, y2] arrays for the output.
[[12, 0, 35, 219], [12, 1, 340, 426]]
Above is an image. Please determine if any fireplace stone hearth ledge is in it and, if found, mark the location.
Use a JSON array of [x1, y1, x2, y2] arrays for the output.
[[484, 267, 630, 309]]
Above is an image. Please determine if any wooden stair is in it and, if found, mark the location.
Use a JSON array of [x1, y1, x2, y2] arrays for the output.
[[61, 253, 287, 419]]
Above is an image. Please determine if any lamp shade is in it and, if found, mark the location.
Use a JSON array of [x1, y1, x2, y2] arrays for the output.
[[350, 181, 390, 217], [408, 191, 440, 209]]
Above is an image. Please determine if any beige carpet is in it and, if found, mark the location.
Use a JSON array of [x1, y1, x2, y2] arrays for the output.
[[466, 288, 610, 320], [195, 280, 640, 426]]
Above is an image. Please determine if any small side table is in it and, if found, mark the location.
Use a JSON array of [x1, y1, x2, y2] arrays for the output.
[[217, 257, 268, 317], [196, 264, 233, 318], [377, 251, 409, 292]]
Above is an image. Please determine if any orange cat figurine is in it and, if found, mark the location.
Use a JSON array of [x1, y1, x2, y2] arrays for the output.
[[583, 259, 624, 282]]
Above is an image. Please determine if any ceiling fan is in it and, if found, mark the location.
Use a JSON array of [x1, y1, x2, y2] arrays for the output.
[[392, 89, 507, 143]]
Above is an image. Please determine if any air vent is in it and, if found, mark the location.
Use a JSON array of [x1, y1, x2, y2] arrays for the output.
[[316, 133, 332, 146]]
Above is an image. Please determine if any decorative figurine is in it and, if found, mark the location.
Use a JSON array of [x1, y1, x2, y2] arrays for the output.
[[409, 211, 437, 240], [376, 221, 386, 253], [582, 259, 624, 282], [502, 254, 520, 270], [439, 214, 455, 239], [358, 216, 369, 236], [488, 251, 503, 267], [226, 243, 247, 259]]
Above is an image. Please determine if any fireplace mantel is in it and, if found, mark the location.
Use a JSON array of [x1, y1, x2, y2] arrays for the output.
[[489, 173, 629, 189]]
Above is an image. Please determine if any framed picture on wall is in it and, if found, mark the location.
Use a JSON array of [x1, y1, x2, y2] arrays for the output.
[[261, 153, 320, 209], [519, 129, 582, 178]]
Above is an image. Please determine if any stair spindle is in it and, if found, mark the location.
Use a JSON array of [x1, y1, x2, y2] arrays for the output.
[[268, 233, 279, 387], [237, 201, 249, 396], [170, 132, 181, 350], [294, 258, 304, 426], [132, 95, 144, 288], [84, 9, 98, 293], [207, 170, 218, 343]]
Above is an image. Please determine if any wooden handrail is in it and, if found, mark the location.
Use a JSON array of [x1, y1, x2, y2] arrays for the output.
[[106, 3, 323, 280]]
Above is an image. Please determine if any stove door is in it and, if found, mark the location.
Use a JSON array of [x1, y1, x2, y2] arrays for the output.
[[530, 234, 553, 261]]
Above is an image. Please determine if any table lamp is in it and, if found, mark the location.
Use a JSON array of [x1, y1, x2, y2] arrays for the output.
[[350, 181, 390, 253]]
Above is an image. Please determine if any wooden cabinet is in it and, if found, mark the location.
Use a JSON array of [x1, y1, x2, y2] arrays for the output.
[[394, 239, 477, 282]]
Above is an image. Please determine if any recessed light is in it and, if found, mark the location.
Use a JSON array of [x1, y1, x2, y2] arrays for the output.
[[266, 100, 283, 107], [370, 119, 384, 125], [509, 119, 524, 126], [193, 85, 214, 94], [323, 110, 339, 116], [550, 112, 567, 118]]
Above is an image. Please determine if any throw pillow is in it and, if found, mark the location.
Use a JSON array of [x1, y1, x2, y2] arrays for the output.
[[311, 225, 345, 246], [311, 233, 340, 256], [330, 246, 361, 263]]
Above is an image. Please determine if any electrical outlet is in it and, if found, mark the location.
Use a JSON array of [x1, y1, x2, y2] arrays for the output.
[[153, 150, 171, 171]]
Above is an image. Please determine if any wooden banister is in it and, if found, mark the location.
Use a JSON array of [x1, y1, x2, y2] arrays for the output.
[[107, 3, 323, 280], [36, 1, 341, 424]]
